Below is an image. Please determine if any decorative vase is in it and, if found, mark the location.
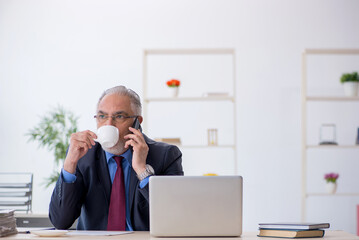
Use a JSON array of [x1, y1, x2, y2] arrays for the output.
[[170, 87, 179, 97], [343, 82, 359, 96], [325, 182, 337, 194]]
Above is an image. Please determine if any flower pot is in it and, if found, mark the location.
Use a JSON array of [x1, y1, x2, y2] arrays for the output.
[[325, 182, 337, 194], [170, 87, 179, 97], [343, 82, 359, 96]]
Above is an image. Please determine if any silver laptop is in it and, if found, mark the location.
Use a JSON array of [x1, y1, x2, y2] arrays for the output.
[[149, 176, 243, 237]]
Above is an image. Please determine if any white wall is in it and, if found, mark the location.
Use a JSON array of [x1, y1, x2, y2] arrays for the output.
[[1, 0, 359, 234]]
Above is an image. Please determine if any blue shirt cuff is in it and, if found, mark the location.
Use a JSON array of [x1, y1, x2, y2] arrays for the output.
[[139, 176, 150, 188], [61, 168, 77, 183]]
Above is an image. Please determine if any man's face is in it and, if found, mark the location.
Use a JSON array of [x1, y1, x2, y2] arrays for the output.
[[96, 94, 136, 155]]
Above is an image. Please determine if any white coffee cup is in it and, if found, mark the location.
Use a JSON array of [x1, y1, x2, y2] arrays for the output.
[[95, 125, 119, 148]]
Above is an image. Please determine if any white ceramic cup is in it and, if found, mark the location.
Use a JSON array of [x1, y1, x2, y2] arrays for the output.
[[95, 125, 119, 148]]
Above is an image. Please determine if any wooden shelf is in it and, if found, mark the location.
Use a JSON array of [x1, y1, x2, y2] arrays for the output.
[[306, 96, 359, 101], [304, 49, 359, 55], [301, 48, 359, 222], [145, 96, 234, 102], [144, 48, 234, 55], [307, 145, 359, 149], [307, 193, 359, 197], [177, 145, 235, 149], [143, 48, 237, 175]]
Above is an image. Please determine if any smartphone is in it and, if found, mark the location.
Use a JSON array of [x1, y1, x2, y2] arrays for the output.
[[132, 117, 142, 132], [129, 117, 142, 151]]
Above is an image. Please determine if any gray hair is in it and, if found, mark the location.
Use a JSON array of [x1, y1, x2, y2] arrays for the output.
[[97, 85, 142, 116]]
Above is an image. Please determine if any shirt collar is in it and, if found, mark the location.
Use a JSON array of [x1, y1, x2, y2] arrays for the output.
[[105, 148, 132, 165]]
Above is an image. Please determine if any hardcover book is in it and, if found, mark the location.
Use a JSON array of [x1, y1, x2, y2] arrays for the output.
[[258, 223, 330, 230], [258, 229, 325, 238]]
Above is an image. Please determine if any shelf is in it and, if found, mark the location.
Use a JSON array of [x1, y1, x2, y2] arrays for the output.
[[306, 96, 359, 101], [144, 48, 234, 55], [304, 49, 359, 55], [145, 96, 234, 102], [307, 145, 359, 149], [177, 145, 235, 149], [301, 48, 359, 222], [153, 144, 235, 149], [0, 173, 33, 214], [0, 191, 31, 197], [306, 193, 359, 197], [0, 183, 31, 188], [0, 200, 31, 206], [143, 48, 237, 175]]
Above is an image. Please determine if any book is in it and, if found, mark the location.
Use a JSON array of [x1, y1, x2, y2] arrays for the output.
[[258, 222, 330, 230], [258, 229, 325, 238]]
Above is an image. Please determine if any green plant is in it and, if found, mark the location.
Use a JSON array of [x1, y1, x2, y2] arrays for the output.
[[340, 72, 359, 83], [27, 105, 78, 188]]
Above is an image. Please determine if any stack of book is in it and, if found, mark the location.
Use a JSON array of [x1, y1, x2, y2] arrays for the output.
[[258, 222, 330, 238], [0, 210, 17, 237]]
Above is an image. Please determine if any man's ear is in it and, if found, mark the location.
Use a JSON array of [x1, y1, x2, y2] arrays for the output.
[[138, 116, 143, 124]]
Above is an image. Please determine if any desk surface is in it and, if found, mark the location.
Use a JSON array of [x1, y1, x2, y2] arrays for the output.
[[3, 230, 359, 240]]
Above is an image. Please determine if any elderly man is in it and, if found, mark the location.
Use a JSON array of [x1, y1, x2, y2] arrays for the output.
[[49, 85, 184, 231]]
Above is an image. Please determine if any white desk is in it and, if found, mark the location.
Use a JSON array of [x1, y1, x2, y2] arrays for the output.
[[3, 230, 359, 240]]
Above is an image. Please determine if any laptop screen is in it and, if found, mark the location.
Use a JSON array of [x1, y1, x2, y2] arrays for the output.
[[149, 176, 243, 237]]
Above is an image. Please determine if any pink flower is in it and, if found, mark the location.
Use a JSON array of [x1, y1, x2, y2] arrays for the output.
[[324, 172, 339, 183]]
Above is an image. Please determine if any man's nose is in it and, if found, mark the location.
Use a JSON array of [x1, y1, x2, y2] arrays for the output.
[[105, 116, 116, 125]]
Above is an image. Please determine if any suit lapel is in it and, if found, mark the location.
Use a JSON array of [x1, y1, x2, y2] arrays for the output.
[[128, 136, 154, 215], [95, 146, 112, 204], [129, 168, 139, 213]]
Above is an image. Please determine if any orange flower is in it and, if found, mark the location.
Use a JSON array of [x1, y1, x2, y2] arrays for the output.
[[166, 79, 180, 87]]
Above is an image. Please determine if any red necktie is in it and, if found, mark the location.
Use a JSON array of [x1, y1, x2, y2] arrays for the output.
[[107, 156, 126, 231]]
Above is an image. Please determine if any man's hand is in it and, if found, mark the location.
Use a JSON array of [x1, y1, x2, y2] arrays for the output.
[[124, 127, 149, 176], [63, 130, 97, 174]]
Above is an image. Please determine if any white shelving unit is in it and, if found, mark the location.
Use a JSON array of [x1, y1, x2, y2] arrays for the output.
[[142, 48, 237, 175], [301, 48, 359, 222]]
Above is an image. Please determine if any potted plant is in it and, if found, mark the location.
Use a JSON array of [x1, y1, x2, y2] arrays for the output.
[[340, 72, 359, 96], [324, 172, 339, 194], [27, 106, 78, 188], [166, 79, 181, 97]]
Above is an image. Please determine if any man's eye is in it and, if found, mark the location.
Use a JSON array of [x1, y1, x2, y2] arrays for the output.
[[99, 115, 107, 119], [115, 115, 124, 119]]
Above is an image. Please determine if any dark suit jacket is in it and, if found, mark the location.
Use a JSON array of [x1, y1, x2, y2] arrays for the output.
[[49, 135, 183, 230]]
